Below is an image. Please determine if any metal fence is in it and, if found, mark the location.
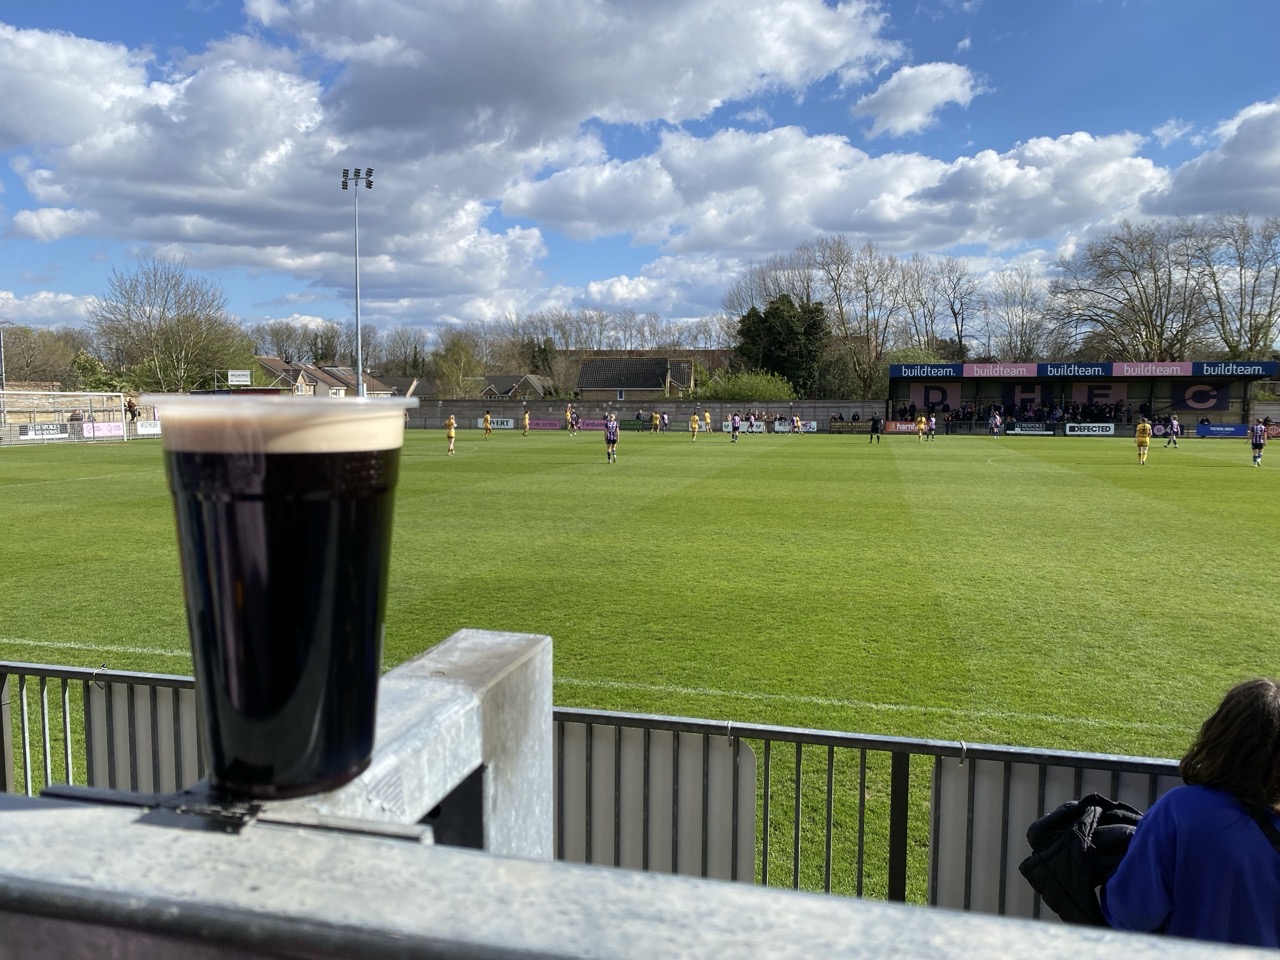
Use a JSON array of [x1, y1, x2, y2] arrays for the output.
[[1, 660, 1180, 919]]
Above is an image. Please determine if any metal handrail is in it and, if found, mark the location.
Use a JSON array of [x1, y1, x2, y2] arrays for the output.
[[3, 660, 1181, 918]]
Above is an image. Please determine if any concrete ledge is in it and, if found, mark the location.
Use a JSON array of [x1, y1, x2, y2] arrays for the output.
[[0, 792, 1260, 960]]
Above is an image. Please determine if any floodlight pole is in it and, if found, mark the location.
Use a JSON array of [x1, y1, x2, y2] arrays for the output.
[[341, 167, 374, 397]]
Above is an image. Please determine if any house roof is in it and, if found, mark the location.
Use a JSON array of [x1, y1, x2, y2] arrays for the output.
[[255, 357, 391, 394], [482, 374, 554, 398], [669, 360, 693, 390], [379, 376, 430, 397], [577, 358, 671, 391]]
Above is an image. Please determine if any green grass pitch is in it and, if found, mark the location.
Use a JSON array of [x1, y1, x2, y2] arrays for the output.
[[2, 427, 1276, 762]]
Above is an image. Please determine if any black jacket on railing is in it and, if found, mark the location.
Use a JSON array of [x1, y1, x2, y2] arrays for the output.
[[1018, 793, 1144, 925]]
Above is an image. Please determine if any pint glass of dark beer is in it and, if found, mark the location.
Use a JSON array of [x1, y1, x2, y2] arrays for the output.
[[143, 394, 418, 798]]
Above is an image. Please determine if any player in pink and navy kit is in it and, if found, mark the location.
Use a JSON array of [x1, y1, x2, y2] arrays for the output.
[[605, 413, 619, 463]]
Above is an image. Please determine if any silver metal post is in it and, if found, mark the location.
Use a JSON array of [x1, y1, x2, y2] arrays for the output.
[[341, 168, 373, 398], [353, 182, 364, 398]]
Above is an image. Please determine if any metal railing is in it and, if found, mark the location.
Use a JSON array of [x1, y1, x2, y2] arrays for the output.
[[1, 660, 1180, 919]]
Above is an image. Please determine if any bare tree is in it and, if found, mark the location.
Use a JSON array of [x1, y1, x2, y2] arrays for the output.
[[1049, 219, 1207, 361], [382, 325, 431, 377], [608, 309, 639, 350], [576, 309, 614, 350], [810, 234, 857, 337], [721, 250, 817, 319], [305, 321, 343, 364], [844, 242, 905, 397], [0, 324, 82, 385], [1193, 211, 1280, 358], [89, 256, 253, 392], [899, 253, 942, 350], [428, 326, 485, 397], [521, 310, 581, 393], [986, 266, 1054, 361], [933, 256, 983, 359], [250, 319, 310, 362]]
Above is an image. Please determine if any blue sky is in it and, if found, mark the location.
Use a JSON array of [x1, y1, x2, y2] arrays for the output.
[[3, 0, 1280, 336]]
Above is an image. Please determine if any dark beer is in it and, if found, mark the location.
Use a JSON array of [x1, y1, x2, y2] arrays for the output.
[[166, 446, 401, 798], [165, 448, 396, 798], [146, 393, 414, 799]]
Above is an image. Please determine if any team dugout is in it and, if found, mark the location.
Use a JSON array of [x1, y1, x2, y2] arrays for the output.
[[889, 361, 1279, 437]]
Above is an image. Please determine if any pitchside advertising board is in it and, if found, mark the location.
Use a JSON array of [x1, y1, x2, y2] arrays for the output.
[[1064, 423, 1115, 436], [893, 360, 1279, 413], [474, 418, 516, 429], [1006, 423, 1055, 435], [17, 424, 69, 441]]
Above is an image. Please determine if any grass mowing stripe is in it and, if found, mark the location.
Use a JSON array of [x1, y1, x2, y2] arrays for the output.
[[555, 676, 1187, 737], [2, 431, 1276, 762]]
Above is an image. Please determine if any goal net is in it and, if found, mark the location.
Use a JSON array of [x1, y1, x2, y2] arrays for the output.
[[0, 390, 131, 444]]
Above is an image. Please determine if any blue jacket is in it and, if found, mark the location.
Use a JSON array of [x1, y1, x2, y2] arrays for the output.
[[1102, 785, 1280, 947]]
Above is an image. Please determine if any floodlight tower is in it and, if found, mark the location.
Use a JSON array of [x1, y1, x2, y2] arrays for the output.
[[340, 167, 374, 397]]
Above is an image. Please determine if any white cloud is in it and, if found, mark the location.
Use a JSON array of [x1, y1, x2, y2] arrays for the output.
[[6, 4, 1280, 332], [956, 36, 972, 53], [245, 0, 903, 148], [1, 290, 95, 327], [584, 274, 664, 306], [0, 24, 168, 151], [501, 124, 1175, 272], [852, 62, 983, 138], [10, 207, 100, 241], [735, 107, 772, 126], [1153, 119, 1192, 148], [1148, 100, 1280, 216]]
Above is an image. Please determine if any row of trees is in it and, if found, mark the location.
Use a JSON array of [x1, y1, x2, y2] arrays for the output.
[[725, 212, 1280, 399], [4, 212, 1277, 400], [245, 309, 735, 397]]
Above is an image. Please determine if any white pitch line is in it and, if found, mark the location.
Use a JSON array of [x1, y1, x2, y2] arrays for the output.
[[554, 676, 1185, 734], [0, 644, 1187, 735], [1, 473, 143, 489], [0, 638, 189, 658]]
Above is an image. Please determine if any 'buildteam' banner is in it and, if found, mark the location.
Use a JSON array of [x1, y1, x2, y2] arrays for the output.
[[891, 361, 1280, 379]]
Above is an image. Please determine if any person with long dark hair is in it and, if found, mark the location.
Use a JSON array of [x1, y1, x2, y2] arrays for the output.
[[1102, 678, 1280, 946]]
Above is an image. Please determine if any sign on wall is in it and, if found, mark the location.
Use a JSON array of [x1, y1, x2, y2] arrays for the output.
[[908, 382, 961, 410], [1170, 381, 1231, 411]]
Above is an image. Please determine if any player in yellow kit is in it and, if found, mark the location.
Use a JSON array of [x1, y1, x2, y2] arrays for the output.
[[703, 410, 712, 434], [483, 410, 492, 439], [915, 414, 927, 442], [1135, 416, 1152, 464], [522, 410, 530, 435], [689, 411, 700, 441], [446, 414, 457, 456]]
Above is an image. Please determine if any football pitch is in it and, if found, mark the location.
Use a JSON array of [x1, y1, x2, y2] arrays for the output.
[[2, 427, 1276, 762]]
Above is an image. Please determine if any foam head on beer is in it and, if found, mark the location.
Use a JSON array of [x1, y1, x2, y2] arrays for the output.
[[150, 394, 411, 454], [141, 394, 418, 799]]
